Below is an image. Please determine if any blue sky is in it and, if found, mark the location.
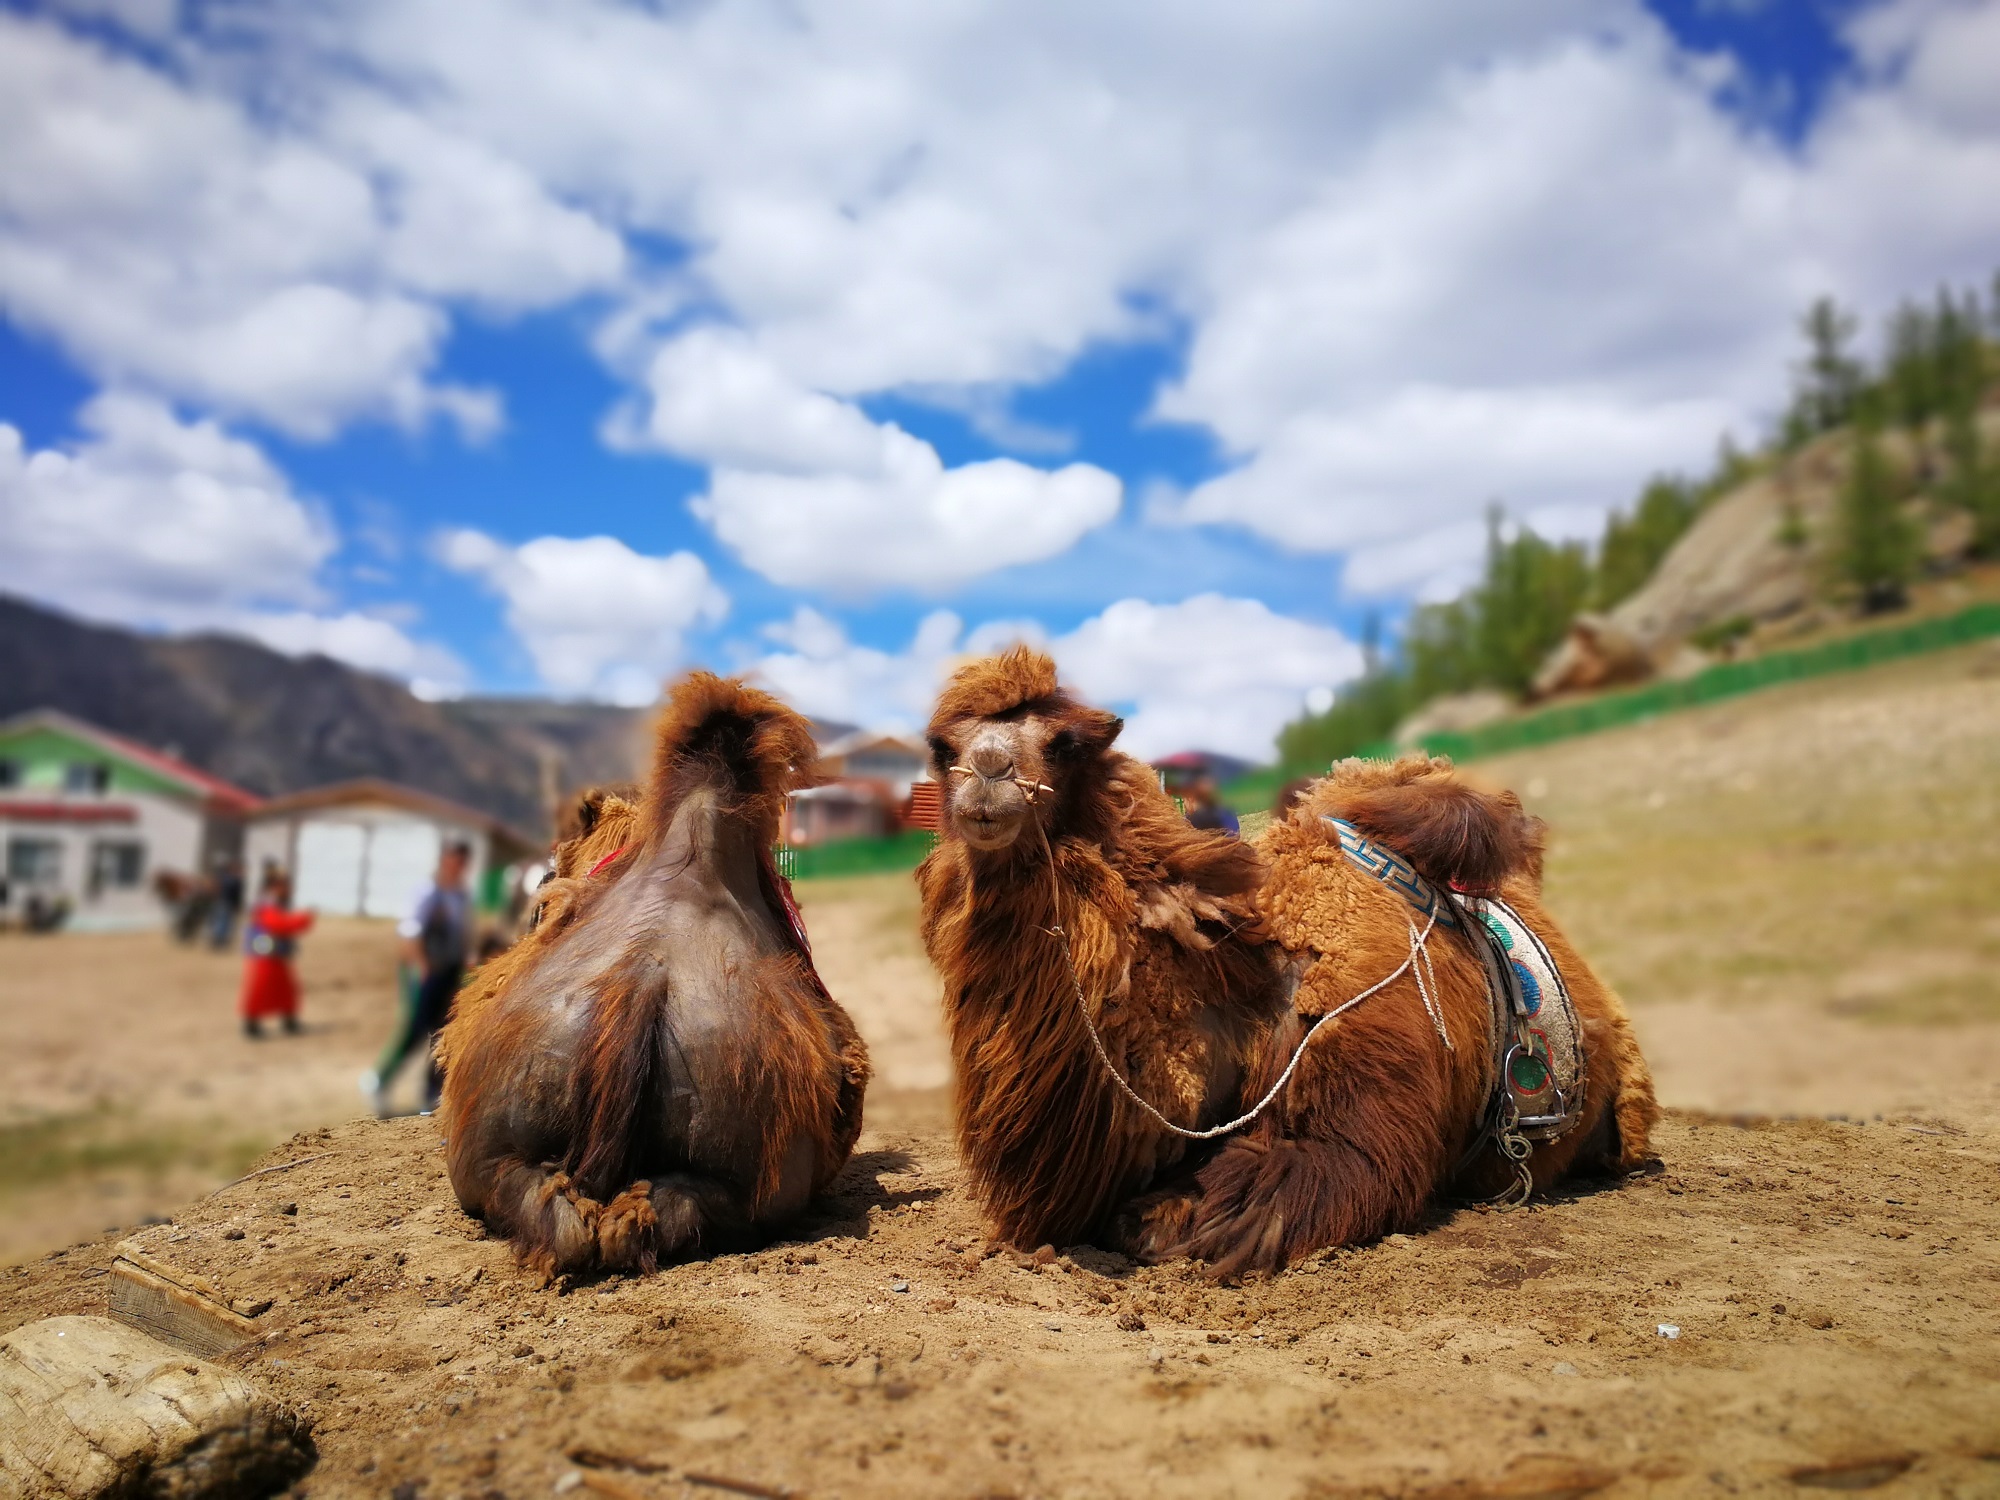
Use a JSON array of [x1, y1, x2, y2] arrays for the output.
[[2, 0, 1995, 758]]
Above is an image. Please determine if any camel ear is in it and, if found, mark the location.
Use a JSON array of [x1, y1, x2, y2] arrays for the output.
[[1049, 707, 1122, 759], [572, 789, 607, 837]]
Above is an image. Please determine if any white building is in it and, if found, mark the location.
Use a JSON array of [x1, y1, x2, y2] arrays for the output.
[[0, 709, 260, 931], [243, 779, 537, 919]]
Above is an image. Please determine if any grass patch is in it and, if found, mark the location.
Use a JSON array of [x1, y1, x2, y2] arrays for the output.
[[0, 1108, 269, 1198]]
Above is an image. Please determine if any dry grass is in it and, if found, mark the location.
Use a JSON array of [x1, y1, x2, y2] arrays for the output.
[[1487, 638, 2000, 1025]]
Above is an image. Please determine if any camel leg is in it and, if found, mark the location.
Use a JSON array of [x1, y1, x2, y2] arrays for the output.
[[646, 1173, 760, 1262], [1127, 1000, 1455, 1278], [479, 1157, 604, 1282]]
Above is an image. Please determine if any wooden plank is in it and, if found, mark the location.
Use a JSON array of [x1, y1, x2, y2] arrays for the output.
[[107, 1259, 258, 1359]]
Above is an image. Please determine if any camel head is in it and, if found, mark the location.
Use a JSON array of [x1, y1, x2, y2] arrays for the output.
[[925, 646, 1122, 852]]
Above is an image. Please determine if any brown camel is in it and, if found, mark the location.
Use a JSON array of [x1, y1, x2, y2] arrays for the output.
[[919, 647, 1655, 1276], [437, 673, 871, 1279]]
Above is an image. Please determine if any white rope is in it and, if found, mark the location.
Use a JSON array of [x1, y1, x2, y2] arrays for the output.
[[1050, 902, 1443, 1142], [948, 758, 1448, 1143]]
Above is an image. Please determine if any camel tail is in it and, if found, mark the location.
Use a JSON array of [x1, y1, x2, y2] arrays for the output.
[[1329, 756, 1542, 895], [645, 671, 820, 844]]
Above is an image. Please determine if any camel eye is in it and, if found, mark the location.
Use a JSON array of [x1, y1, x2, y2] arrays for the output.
[[927, 735, 953, 767], [1047, 728, 1080, 759]]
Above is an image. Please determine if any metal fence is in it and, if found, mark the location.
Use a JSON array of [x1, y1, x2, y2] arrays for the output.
[[780, 828, 938, 882], [1226, 600, 2000, 809]]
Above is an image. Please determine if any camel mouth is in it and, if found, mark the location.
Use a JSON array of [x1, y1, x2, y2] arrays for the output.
[[954, 806, 1026, 850]]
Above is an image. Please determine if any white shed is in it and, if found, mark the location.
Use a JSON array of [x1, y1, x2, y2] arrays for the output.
[[243, 779, 537, 919]]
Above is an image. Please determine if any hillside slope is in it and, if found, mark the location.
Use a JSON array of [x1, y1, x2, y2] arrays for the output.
[[0, 595, 644, 832]]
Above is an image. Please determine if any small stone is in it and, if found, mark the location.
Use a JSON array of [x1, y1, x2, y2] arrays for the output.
[[1205, 1332, 1230, 1344], [222, 1228, 246, 1241], [1115, 1310, 1145, 1332], [925, 1296, 956, 1313], [1552, 1361, 1580, 1377], [1146, 1348, 1165, 1366], [1657, 1323, 1680, 1339], [890, 1280, 910, 1293], [553, 1472, 583, 1494], [277, 1203, 298, 1217], [1043, 1321, 1061, 1332], [1032, 1245, 1057, 1266]]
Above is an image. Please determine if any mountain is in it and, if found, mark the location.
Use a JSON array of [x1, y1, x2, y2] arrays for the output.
[[0, 595, 646, 834]]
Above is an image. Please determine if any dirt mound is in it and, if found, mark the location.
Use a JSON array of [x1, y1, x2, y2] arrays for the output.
[[6, 1086, 1997, 1499]]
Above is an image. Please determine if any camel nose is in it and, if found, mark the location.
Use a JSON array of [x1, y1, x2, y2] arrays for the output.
[[968, 743, 1015, 781]]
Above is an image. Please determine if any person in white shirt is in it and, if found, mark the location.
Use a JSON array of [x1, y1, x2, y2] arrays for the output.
[[360, 841, 472, 1115]]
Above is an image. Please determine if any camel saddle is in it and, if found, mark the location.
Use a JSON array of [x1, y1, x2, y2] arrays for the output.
[[1325, 817, 1587, 1151]]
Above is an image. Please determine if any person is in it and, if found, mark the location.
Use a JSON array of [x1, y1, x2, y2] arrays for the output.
[[1184, 773, 1241, 836], [208, 856, 245, 951], [239, 868, 313, 1038], [362, 840, 472, 1116]]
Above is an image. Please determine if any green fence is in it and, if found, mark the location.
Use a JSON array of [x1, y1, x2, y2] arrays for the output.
[[782, 828, 938, 882], [1227, 600, 2000, 809]]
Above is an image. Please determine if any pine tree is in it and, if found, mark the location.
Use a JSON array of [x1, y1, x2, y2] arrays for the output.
[[1941, 399, 2000, 557], [1789, 296, 1864, 442], [1834, 399, 1920, 612], [1594, 476, 1699, 609]]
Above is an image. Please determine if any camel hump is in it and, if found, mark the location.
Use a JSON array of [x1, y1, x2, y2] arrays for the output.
[[646, 671, 820, 832], [1321, 753, 1543, 896]]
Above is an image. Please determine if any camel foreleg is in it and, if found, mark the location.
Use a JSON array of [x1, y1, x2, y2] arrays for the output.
[[477, 1157, 605, 1282]]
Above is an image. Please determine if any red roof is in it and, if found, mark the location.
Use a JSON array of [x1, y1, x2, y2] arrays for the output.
[[0, 709, 262, 813]]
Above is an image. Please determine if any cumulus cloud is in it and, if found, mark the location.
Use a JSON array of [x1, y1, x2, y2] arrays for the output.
[[7, 0, 2000, 610], [1055, 596, 1363, 761], [620, 327, 1122, 590], [0, 11, 620, 436], [439, 529, 728, 703], [0, 392, 464, 686], [744, 595, 1356, 760], [0, 392, 334, 619]]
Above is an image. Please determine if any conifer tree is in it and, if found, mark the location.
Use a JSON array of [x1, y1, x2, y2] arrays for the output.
[[1834, 398, 1920, 612], [1789, 296, 1863, 441]]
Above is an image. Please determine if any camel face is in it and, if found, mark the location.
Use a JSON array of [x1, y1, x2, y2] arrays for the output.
[[931, 716, 1054, 849]]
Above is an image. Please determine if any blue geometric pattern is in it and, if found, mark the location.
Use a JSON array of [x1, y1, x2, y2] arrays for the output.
[[1324, 817, 1460, 929]]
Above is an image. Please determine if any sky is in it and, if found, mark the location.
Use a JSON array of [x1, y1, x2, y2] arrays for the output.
[[1, 0, 1997, 760]]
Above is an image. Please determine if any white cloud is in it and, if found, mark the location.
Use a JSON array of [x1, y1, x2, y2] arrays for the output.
[[439, 529, 728, 703], [744, 595, 1356, 761], [0, 392, 333, 619], [0, 392, 463, 687], [1054, 596, 1362, 761], [7, 0, 2000, 605], [0, 11, 620, 436], [620, 327, 1122, 590]]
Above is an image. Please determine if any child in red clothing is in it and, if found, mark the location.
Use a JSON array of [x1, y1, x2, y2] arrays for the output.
[[240, 869, 314, 1038]]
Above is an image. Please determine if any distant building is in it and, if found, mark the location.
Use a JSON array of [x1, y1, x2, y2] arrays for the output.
[[243, 779, 538, 918], [784, 730, 934, 847], [0, 709, 260, 930]]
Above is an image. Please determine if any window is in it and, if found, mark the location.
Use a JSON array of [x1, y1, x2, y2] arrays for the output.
[[90, 841, 145, 893], [0, 759, 19, 789], [64, 762, 111, 795], [6, 839, 62, 887]]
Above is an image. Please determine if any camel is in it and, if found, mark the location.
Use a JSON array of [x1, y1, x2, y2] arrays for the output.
[[918, 647, 1655, 1277], [437, 673, 871, 1279]]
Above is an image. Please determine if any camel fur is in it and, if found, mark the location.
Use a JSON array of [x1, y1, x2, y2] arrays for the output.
[[919, 648, 1657, 1276], [437, 672, 870, 1280]]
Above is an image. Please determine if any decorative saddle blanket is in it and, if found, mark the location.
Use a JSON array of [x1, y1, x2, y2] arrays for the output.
[[1324, 817, 1586, 1146]]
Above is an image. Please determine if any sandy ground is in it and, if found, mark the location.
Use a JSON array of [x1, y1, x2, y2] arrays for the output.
[[3, 642, 1998, 1495]]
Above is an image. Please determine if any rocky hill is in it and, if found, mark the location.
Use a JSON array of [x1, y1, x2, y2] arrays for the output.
[[0, 594, 647, 834]]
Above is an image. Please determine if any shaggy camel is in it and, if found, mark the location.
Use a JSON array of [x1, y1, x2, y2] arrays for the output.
[[919, 647, 1655, 1276], [438, 673, 871, 1279]]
